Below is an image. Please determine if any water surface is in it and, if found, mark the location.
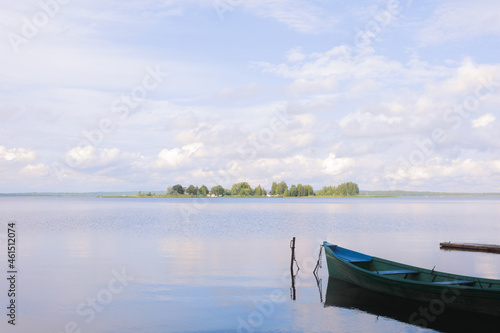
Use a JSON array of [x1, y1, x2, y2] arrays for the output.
[[1, 197, 499, 332]]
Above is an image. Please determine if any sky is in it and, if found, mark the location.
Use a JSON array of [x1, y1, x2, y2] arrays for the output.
[[1, 0, 500, 193]]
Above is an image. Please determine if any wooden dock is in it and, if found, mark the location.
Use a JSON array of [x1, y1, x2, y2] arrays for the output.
[[440, 242, 500, 254]]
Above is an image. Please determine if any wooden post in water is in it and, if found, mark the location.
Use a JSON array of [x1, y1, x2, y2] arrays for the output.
[[290, 237, 297, 300]]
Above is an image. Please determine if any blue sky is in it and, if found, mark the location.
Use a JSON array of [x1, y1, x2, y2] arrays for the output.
[[1, 0, 500, 192]]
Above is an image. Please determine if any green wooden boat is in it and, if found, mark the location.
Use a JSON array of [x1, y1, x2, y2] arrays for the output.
[[323, 242, 500, 316]]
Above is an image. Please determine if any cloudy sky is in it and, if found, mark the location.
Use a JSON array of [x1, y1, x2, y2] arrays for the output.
[[1, 0, 500, 192]]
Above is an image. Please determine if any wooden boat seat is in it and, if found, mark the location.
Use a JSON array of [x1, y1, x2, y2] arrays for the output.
[[432, 280, 474, 285], [377, 269, 419, 275]]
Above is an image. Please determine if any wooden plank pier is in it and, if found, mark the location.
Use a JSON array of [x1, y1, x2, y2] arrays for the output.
[[440, 242, 500, 254]]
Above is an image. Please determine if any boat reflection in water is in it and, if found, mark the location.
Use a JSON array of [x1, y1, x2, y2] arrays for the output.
[[324, 277, 499, 333]]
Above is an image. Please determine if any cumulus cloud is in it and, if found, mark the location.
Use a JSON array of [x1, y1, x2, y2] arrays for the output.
[[2, 1, 500, 192], [339, 112, 404, 137], [20, 164, 49, 177], [322, 153, 355, 176], [156, 143, 204, 169], [0, 146, 36, 162], [286, 47, 306, 62], [0, 146, 49, 191], [64, 146, 138, 170], [472, 114, 496, 128], [251, 43, 500, 191]]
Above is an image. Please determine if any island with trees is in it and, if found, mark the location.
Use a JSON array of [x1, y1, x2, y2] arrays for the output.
[[132, 181, 360, 198], [4, 188, 500, 197]]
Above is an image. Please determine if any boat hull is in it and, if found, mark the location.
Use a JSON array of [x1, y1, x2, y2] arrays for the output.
[[323, 242, 500, 316]]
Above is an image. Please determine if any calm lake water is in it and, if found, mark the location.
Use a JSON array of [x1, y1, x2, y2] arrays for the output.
[[1, 196, 499, 332]]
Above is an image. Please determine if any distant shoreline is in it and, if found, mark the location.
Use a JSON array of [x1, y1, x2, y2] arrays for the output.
[[1, 191, 499, 198]]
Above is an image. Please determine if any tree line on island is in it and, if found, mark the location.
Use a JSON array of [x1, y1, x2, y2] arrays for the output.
[[138, 181, 359, 197]]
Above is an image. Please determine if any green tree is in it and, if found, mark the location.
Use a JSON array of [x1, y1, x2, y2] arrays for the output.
[[304, 185, 315, 196], [211, 185, 225, 196], [186, 185, 196, 195], [254, 185, 263, 196], [240, 188, 252, 196], [172, 184, 184, 195], [315, 182, 358, 196], [289, 184, 298, 197], [337, 183, 347, 196], [231, 182, 253, 196], [275, 181, 288, 195], [346, 182, 359, 196], [297, 184, 305, 197], [316, 186, 324, 196], [317, 185, 334, 196], [167, 186, 177, 195], [281, 181, 288, 194], [199, 185, 208, 196], [271, 182, 277, 195]]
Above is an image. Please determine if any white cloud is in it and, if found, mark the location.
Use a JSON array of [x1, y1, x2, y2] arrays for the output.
[[322, 153, 355, 176], [0, 146, 36, 162], [66, 146, 96, 166], [286, 47, 306, 62], [20, 163, 49, 177], [156, 143, 203, 169], [339, 112, 403, 137], [2, 1, 500, 193], [254, 45, 448, 97], [64, 146, 136, 169], [416, 0, 500, 46], [492, 161, 500, 172], [290, 133, 315, 147], [385, 156, 500, 190], [156, 148, 186, 168], [472, 114, 496, 128], [242, 0, 338, 33]]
